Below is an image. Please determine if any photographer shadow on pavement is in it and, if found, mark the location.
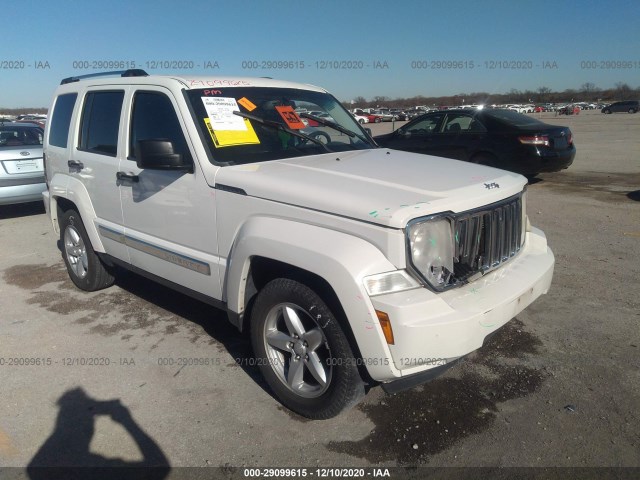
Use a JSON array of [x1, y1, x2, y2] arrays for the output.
[[27, 387, 170, 480]]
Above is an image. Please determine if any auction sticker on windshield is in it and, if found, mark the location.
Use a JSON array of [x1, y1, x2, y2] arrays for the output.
[[204, 117, 259, 148], [275, 105, 305, 129], [202, 97, 260, 147], [202, 97, 247, 130]]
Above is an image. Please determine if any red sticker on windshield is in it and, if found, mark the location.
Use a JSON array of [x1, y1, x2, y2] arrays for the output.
[[275, 106, 305, 129]]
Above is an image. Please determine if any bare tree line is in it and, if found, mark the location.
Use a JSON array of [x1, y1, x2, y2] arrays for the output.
[[346, 82, 639, 109]]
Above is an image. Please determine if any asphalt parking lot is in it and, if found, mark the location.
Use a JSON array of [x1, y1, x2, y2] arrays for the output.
[[1, 110, 638, 476]]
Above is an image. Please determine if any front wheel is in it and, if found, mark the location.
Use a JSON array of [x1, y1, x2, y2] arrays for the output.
[[250, 278, 365, 419], [60, 209, 115, 291], [629, 108, 636, 114]]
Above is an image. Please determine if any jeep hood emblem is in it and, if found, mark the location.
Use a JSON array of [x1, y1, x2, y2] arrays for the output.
[[484, 182, 500, 190]]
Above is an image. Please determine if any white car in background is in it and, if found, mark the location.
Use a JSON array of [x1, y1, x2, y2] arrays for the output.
[[352, 113, 369, 124]]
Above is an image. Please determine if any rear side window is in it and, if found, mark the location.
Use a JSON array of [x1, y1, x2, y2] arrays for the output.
[[79, 91, 124, 155], [48, 93, 77, 148]]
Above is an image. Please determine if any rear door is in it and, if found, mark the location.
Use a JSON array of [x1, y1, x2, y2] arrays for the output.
[[431, 112, 483, 160], [71, 88, 129, 260]]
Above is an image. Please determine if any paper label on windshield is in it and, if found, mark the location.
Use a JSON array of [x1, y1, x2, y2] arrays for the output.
[[275, 106, 305, 129], [204, 118, 260, 148], [201, 96, 260, 147], [238, 97, 257, 112], [201, 97, 246, 131]]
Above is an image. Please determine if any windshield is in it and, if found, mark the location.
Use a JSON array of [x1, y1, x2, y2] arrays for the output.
[[185, 87, 375, 165]]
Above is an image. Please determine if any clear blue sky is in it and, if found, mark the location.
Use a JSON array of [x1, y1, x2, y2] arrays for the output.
[[1, 0, 638, 108]]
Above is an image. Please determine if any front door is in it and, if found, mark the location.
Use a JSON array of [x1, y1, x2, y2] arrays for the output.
[[119, 88, 221, 300]]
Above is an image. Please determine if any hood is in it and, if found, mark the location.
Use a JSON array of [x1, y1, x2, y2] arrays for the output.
[[214, 148, 527, 228]]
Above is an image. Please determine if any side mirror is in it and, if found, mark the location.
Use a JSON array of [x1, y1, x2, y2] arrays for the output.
[[135, 139, 192, 172]]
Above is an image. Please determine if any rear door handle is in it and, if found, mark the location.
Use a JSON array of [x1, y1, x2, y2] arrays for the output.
[[116, 171, 139, 183], [67, 160, 84, 170]]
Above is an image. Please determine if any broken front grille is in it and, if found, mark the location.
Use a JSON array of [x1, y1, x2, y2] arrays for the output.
[[453, 194, 524, 282]]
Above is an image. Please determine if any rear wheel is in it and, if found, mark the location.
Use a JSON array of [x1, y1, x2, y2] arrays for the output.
[[60, 209, 114, 291], [629, 108, 636, 114], [250, 278, 365, 419]]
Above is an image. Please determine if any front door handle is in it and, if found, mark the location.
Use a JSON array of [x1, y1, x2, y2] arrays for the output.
[[116, 171, 139, 183]]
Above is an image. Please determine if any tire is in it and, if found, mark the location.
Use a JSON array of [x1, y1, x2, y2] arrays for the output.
[[60, 209, 115, 291], [250, 278, 365, 419], [629, 108, 636, 114], [603, 109, 611, 114], [374, 117, 381, 123]]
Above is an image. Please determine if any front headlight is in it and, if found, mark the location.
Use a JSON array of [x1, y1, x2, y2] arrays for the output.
[[407, 217, 454, 290]]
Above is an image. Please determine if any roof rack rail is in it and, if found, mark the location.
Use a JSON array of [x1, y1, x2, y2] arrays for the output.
[[60, 69, 149, 85]]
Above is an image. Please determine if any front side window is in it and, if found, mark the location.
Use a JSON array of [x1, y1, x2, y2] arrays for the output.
[[79, 91, 124, 155], [185, 87, 376, 165], [129, 91, 190, 161]]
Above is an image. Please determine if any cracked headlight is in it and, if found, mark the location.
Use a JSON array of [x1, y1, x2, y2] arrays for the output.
[[407, 217, 454, 290]]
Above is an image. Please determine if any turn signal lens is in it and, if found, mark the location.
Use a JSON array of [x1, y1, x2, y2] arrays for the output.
[[363, 270, 420, 296], [376, 310, 395, 345]]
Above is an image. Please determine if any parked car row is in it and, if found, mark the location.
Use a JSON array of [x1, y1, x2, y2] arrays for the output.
[[0, 114, 47, 129]]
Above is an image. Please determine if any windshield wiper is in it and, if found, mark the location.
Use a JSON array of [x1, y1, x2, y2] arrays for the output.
[[233, 111, 332, 153], [299, 113, 372, 145], [299, 113, 355, 137]]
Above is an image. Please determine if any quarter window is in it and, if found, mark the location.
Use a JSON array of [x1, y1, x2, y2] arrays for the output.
[[48, 93, 77, 148], [79, 91, 124, 155]]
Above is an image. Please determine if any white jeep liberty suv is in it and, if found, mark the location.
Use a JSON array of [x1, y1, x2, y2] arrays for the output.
[[43, 70, 554, 419]]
